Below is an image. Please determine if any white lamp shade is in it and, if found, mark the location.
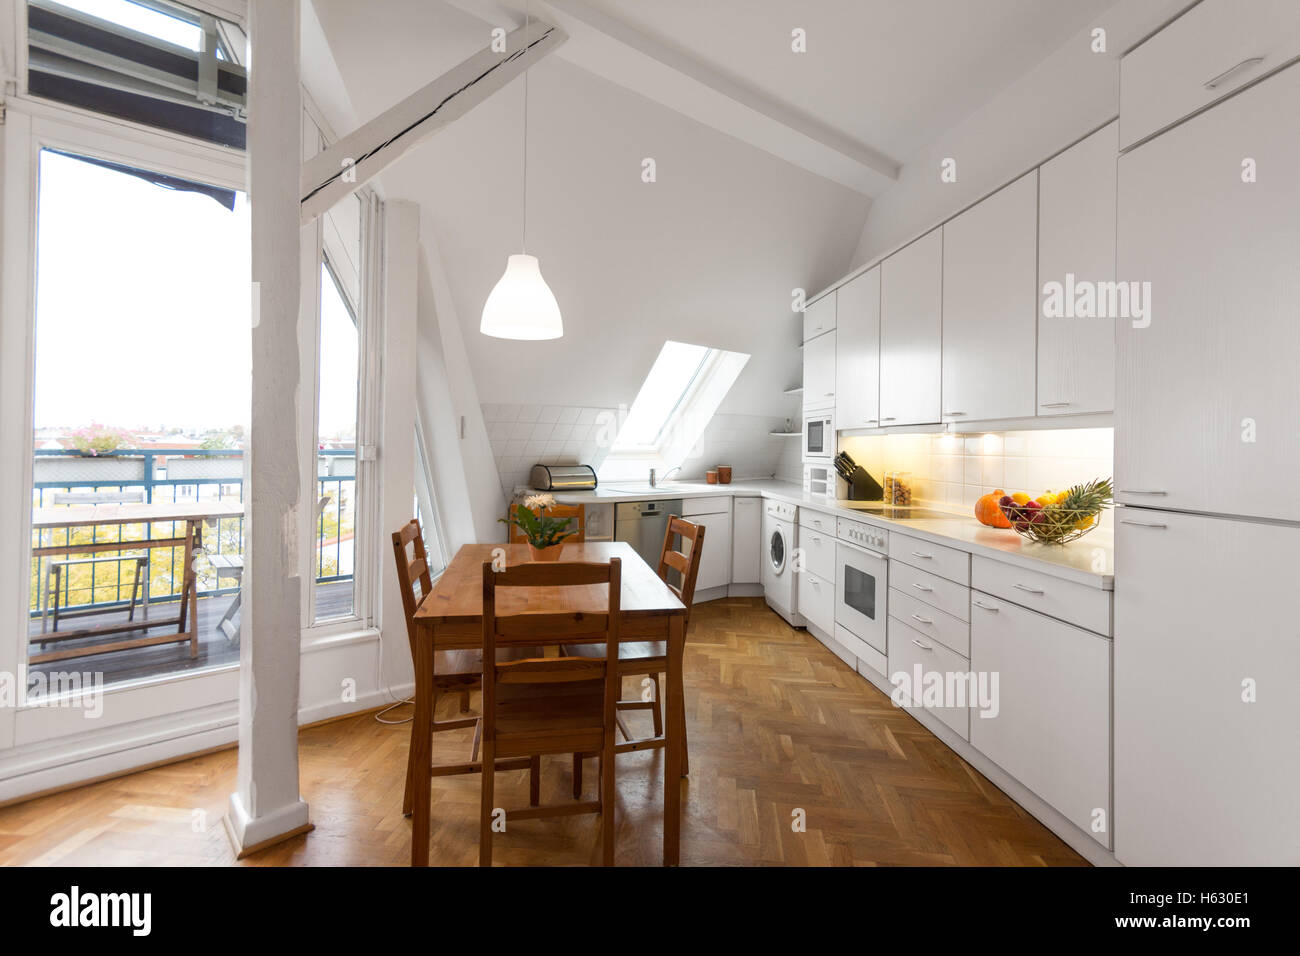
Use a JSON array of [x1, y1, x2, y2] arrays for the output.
[[480, 254, 563, 340]]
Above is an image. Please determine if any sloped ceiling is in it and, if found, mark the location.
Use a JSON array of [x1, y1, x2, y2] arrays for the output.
[[310, 0, 869, 421]]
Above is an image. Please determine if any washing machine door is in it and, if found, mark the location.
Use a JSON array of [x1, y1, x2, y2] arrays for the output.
[[768, 523, 788, 576]]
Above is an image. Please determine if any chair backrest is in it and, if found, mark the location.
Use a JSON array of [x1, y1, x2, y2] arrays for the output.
[[507, 502, 586, 543], [51, 490, 146, 505], [658, 516, 705, 627], [480, 559, 622, 741], [391, 518, 433, 656]]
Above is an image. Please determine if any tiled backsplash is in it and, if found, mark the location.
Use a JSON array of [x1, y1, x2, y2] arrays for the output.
[[839, 427, 1115, 524], [481, 403, 796, 493]]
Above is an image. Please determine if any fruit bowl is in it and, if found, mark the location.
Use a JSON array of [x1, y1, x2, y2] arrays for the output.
[[997, 479, 1113, 545]]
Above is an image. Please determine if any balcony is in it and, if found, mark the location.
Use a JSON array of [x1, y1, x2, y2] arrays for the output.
[[28, 447, 356, 691]]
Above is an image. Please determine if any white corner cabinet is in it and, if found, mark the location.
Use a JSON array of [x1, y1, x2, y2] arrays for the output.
[[941, 171, 1038, 423], [1037, 121, 1117, 417], [879, 229, 943, 426], [835, 266, 880, 430], [730, 495, 762, 584], [682, 496, 732, 592]]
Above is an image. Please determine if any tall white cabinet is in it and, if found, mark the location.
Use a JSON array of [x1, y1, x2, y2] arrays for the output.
[[940, 171, 1038, 423], [834, 266, 880, 430], [1038, 122, 1117, 416], [879, 229, 942, 426], [1115, 64, 1300, 520]]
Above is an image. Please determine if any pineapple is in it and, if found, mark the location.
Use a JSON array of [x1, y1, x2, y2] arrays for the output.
[[1058, 477, 1113, 526]]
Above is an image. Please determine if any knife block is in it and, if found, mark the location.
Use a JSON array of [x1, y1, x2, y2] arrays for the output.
[[846, 466, 885, 501]]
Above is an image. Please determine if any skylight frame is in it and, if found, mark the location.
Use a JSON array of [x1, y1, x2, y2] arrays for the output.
[[610, 341, 721, 455]]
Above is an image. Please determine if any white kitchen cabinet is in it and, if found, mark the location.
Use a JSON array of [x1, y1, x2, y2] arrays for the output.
[[731, 496, 761, 584], [1037, 122, 1117, 416], [887, 616, 970, 741], [1116, 64, 1300, 520], [1119, 0, 1300, 149], [801, 329, 836, 411], [690, 509, 732, 592], [969, 591, 1111, 848], [834, 266, 880, 430], [1115, 509, 1300, 866], [802, 290, 836, 343], [879, 228, 942, 426], [941, 171, 1038, 423], [797, 569, 834, 635]]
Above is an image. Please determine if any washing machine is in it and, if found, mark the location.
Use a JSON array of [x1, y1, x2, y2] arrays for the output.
[[761, 499, 802, 627]]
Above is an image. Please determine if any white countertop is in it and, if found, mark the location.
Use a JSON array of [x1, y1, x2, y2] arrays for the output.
[[546, 478, 1114, 589]]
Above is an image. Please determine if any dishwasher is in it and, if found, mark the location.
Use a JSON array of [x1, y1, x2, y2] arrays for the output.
[[614, 500, 682, 572]]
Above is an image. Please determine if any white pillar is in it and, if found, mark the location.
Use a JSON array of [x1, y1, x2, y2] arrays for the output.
[[224, 0, 311, 856]]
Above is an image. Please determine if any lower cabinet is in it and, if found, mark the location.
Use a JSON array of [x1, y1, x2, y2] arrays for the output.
[[969, 592, 1112, 847], [682, 498, 732, 592], [797, 569, 835, 634], [887, 616, 971, 741], [731, 496, 762, 584]]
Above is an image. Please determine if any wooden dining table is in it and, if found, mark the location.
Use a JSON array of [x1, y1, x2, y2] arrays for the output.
[[409, 541, 687, 866]]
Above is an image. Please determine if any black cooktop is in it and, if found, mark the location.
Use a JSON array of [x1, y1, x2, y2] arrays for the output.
[[841, 502, 961, 520]]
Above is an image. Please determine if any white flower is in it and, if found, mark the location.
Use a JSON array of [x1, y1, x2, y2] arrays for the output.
[[523, 493, 555, 512]]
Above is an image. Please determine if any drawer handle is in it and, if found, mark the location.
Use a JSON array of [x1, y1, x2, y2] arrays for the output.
[[910, 551, 933, 559], [910, 583, 933, 593], [1119, 489, 1167, 496], [1012, 584, 1044, 595], [910, 613, 933, 626], [863, 418, 878, 424], [944, 411, 966, 417], [973, 600, 999, 612], [880, 417, 897, 422], [1204, 56, 1264, 90], [911, 638, 933, 651], [1120, 518, 1167, 529], [1040, 401, 1070, 408]]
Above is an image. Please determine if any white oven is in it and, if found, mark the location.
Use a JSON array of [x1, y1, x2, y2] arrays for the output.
[[803, 410, 834, 461], [834, 518, 889, 656]]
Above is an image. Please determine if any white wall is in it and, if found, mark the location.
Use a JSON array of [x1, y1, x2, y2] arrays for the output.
[[849, 0, 1187, 271]]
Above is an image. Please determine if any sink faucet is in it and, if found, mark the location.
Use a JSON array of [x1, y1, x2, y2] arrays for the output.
[[652, 465, 682, 488]]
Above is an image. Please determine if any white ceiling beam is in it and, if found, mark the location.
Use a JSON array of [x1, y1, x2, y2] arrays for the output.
[[445, 0, 899, 196], [300, 17, 565, 222]]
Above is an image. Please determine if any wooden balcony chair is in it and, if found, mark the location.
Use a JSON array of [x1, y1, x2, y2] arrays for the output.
[[507, 501, 585, 542], [479, 558, 622, 866], [391, 518, 544, 820], [565, 516, 704, 790]]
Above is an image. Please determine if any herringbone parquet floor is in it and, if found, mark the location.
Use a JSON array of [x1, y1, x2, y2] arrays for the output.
[[0, 598, 1085, 866]]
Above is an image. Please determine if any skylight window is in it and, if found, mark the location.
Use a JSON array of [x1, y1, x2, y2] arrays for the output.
[[614, 341, 714, 449], [49, 0, 202, 50]]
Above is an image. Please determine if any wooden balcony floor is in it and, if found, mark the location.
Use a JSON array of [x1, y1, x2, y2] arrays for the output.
[[26, 580, 354, 689]]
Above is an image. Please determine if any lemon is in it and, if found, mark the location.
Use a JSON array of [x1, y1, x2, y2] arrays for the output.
[[1011, 492, 1030, 505]]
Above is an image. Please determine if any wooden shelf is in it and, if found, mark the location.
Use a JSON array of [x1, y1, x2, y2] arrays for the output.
[[783, 386, 804, 396]]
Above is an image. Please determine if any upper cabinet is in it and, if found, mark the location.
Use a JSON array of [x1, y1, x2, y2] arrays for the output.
[[1119, 0, 1300, 149], [835, 267, 880, 430], [802, 291, 836, 343], [941, 171, 1038, 423], [880, 229, 942, 426], [802, 306, 836, 412], [1116, 63, 1300, 520], [1037, 122, 1117, 417]]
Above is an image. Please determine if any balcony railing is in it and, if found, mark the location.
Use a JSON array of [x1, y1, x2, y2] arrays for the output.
[[29, 447, 355, 617]]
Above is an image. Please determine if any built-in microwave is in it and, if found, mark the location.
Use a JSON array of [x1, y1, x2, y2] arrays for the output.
[[803, 411, 834, 461]]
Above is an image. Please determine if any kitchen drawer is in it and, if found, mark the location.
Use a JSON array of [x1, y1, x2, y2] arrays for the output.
[[888, 532, 970, 585], [887, 618, 970, 741], [798, 522, 836, 581], [887, 559, 969, 622], [798, 508, 836, 536], [682, 496, 729, 517], [1120, 0, 1300, 148], [837, 623, 886, 677], [971, 556, 1111, 636], [889, 588, 969, 657], [797, 569, 835, 635], [803, 290, 836, 342]]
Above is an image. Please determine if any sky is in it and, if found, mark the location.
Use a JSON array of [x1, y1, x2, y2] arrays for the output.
[[33, 151, 359, 440]]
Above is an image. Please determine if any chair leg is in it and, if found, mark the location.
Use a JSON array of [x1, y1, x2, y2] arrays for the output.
[[459, 690, 471, 713], [480, 740, 495, 867], [402, 711, 420, 817], [679, 691, 690, 777], [650, 673, 664, 737], [572, 753, 583, 798], [529, 755, 541, 806], [600, 747, 616, 866]]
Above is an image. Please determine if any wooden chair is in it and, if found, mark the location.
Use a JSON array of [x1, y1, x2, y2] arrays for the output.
[[565, 516, 704, 788], [507, 502, 585, 543], [391, 519, 543, 819], [479, 558, 622, 866]]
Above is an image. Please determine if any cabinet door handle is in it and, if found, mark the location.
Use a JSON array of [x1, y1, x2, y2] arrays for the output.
[[824, 391, 834, 397], [1204, 55, 1264, 90], [1012, 584, 1044, 595], [1120, 519, 1167, 529], [910, 613, 933, 626], [911, 583, 933, 593], [880, 417, 897, 422], [944, 411, 967, 417], [910, 551, 933, 559], [863, 418, 877, 424], [1119, 489, 1167, 496], [1040, 401, 1070, 408], [911, 638, 933, 651], [973, 600, 999, 612]]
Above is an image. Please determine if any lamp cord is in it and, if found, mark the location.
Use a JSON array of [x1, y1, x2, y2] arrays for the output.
[[522, 0, 530, 255]]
